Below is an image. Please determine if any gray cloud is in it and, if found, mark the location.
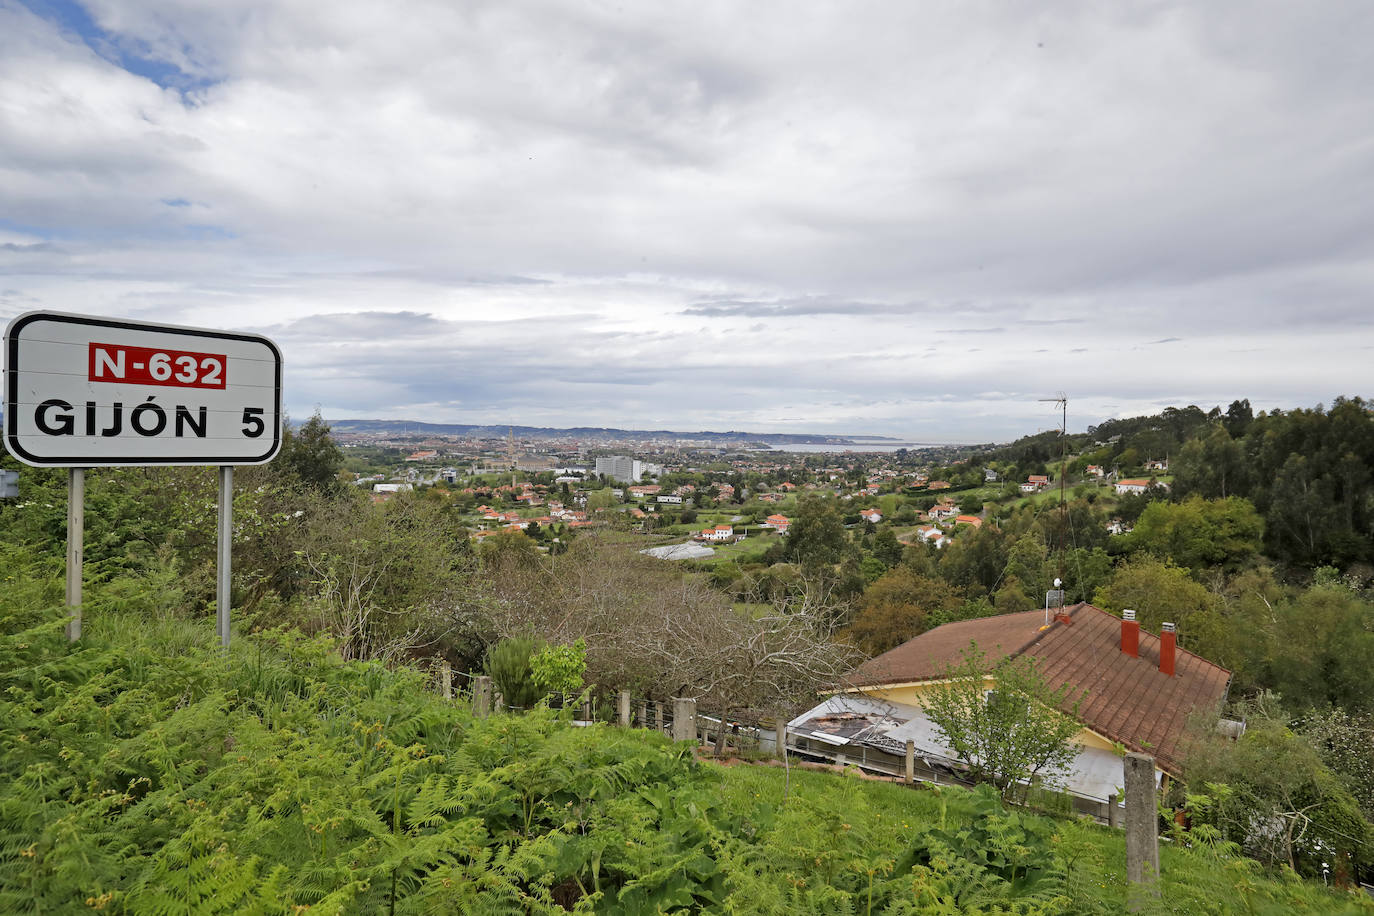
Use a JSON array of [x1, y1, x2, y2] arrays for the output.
[[1, 1, 1371, 440], [681, 297, 921, 318]]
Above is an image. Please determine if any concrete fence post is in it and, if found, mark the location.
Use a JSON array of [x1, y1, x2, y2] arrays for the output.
[[581, 690, 592, 722], [638, 700, 648, 728], [671, 698, 697, 742], [652, 701, 663, 730], [473, 676, 492, 719], [1124, 752, 1160, 909], [618, 690, 632, 727], [904, 740, 915, 785], [493, 691, 504, 713], [775, 720, 787, 759], [440, 662, 452, 701], [1108, 792, 1121, 829]]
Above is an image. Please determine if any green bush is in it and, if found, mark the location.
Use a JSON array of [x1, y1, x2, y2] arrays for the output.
[[485, 635, 544, 710]]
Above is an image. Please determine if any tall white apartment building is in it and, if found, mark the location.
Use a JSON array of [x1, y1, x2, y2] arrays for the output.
[[595, 455, 643, 483]]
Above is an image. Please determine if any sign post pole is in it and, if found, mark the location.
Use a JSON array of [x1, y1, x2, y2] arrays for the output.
[[217, 465, 233, 650], [65, 467, 84, 641]]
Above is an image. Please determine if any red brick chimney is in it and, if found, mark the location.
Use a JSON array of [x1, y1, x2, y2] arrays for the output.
[[1121, 609, 1139, 658], [1160, 622, 1177, 677]]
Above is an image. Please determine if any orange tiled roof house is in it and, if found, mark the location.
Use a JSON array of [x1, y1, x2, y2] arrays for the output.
[[787, 603, 1231, 821]]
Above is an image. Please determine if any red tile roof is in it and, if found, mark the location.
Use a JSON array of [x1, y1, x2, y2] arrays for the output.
[[842, 603, 1230, 775]]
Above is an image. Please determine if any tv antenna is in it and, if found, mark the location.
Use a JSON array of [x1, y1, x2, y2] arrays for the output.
[[1038, 393, 1068, 605]]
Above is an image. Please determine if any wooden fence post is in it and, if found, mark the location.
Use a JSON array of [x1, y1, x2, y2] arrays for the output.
[[473, 676, 492, 719], [1124, 752, 1160, 909], [618, 690, 631, 727], [671, 698, 696, 742]]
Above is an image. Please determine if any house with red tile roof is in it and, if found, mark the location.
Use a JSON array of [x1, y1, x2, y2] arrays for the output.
[[764, 513, 790, 534], [953, 514, 982, 528], [787, 604, 1230, 818]]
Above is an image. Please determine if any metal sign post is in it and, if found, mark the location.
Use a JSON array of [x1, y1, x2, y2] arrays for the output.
[[66, 468, 84, 640], [4, 311, 282, 649], [217, 466, 233, 649]]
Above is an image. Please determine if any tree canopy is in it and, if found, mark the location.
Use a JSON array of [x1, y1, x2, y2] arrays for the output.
[[924, 643, 1084, 804]]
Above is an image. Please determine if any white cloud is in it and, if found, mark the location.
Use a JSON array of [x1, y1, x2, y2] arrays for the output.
[[2, 0, 1371, 440]]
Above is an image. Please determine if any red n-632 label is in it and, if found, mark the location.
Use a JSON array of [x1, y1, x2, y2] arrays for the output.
[[88, 343, 227, 390]]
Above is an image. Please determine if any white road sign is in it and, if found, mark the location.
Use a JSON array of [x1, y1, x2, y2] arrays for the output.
[[4, 311, 282, 467]]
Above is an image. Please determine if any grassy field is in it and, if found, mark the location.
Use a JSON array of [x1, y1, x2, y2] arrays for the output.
[[707, 534, 778, 565]]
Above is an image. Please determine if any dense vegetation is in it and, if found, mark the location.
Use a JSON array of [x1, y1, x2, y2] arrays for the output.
[[3, 560, 1371, 913]]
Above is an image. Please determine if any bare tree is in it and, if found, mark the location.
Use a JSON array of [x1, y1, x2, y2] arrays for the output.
[[473, 533, 856, 717]]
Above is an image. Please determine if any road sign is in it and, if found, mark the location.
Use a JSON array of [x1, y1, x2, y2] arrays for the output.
[[4, 311, 282, 467]]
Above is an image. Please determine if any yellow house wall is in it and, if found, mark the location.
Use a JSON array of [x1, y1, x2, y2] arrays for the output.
[[845, 679, 1118, 752]]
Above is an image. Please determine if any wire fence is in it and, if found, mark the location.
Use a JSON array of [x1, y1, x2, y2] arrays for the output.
[[424, 667, 790, 758]]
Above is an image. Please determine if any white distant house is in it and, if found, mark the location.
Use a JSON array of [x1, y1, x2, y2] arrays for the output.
[[373, 483, 413, 494], [1107, 519, 1133, 536], [764, 513, 790, 534], [860, 508, 883, 524], [1115, 479, 1167, 496], [656, 495, 684, 505], [698, 524, 734, 542], [916, 526, 951, 548]]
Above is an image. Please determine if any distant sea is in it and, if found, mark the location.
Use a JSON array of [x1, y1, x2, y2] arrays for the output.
[[752, 441, 954, 454]]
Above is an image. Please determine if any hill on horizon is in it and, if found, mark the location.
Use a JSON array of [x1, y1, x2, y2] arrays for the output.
[[320, 417, 905, 445]]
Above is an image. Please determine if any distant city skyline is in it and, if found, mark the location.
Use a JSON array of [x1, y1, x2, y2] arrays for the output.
[[2, 2, 1371, 440]]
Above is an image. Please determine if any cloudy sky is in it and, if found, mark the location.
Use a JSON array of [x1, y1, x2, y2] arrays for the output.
[[2, 0, 1371, 442]]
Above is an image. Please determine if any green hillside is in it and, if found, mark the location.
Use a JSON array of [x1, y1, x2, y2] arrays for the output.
[[2, 553, 1368, 914]]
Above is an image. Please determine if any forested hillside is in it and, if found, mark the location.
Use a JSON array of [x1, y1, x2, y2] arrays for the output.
[[968, 397, 1374, 568]]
